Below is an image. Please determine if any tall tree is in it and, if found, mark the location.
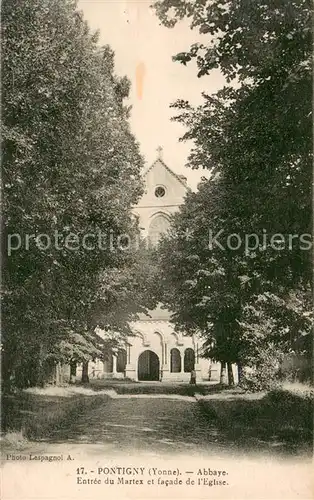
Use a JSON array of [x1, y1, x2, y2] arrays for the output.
[[1, 0, 148, 389], [153, 0, 312, 385]]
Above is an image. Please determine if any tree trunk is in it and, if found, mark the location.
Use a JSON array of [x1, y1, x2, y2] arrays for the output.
[[34, 343, 47, 388], [55, 362, 60, 385], [1, 349, 13, 393], [36, 352, 46, 387], [227, 362, 235, 386], [81, 361, 89, 383], [70, 361, 77, 384], [23, 355, 42, 388], [220, 362, 228, 385], [237, 363, 243, 385]]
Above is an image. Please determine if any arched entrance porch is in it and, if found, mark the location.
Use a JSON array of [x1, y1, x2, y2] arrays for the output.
[[138, 350, 160, 381]]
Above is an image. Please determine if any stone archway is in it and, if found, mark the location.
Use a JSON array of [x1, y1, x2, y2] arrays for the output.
[[184, 348, 195, 372], [116, 349, 127, 373], [148, 213, 171, 246], [170, 348, 181, 373], [138, 350, 160, 381]]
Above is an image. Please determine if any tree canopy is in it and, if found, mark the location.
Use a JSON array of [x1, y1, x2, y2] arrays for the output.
[[153, 0, 312, 385], [2, 0, 153, 388]]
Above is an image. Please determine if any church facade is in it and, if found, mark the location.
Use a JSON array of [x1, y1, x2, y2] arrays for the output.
[[123, 153, 219, 382], [81, 153, 228, 383]]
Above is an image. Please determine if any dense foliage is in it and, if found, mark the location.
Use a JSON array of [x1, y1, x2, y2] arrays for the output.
[[2, 0, 153, 389], [153, 0, 312, 387]]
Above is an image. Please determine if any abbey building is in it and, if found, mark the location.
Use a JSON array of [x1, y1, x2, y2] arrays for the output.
[[80, 152, 225, 383], [125, 152, 216, 382]]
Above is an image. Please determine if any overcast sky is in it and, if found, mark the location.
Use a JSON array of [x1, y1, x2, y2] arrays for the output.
[[78, 0, 225, 190]]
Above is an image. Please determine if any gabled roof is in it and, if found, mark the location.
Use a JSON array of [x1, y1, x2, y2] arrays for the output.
[[143, 158, 189, 189]]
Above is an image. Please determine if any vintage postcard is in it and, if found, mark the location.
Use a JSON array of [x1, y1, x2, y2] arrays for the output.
[[1, 0, 313, 499]]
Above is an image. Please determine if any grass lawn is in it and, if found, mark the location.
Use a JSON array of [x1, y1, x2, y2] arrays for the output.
[[2, 381, 312, 457], [198, 388, 313, 455], [1, 388, 108, 448]]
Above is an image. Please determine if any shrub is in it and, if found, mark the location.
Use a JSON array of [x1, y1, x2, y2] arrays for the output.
[[239, 345, 284, 392]]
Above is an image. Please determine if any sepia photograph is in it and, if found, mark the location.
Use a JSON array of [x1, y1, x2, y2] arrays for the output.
[[1, 0, 313, 499]]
